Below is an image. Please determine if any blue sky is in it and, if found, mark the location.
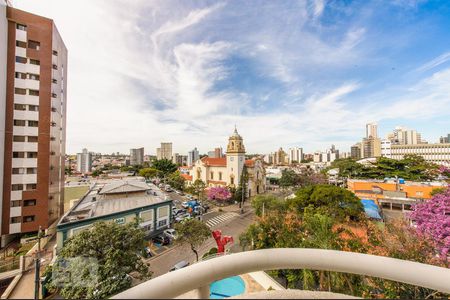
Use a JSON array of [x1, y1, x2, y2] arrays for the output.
[[14, 0, 450, 155]]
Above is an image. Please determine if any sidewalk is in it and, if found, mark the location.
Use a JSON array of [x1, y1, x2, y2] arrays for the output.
[[8, 237, 56, 299]]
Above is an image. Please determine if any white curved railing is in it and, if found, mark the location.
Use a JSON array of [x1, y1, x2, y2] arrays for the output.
[[112, 248, 450, 299]]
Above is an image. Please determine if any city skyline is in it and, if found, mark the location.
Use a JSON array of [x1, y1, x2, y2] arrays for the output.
[[13, 0, 450, 154]]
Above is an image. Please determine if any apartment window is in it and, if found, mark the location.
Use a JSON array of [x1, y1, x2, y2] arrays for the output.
[[11, 200, 22, 208], [50, 151, 55, 155], [15, 72, 27, 79], [28, 136, 38, 143], [16, 24, 27, 31], [26, 184, 37, 190], [14, 104, 26, 111], [12, 168, 25, 174], [29, 90, 39, 96], [12, 152, 25, 158], [23, 215, 35, 223], [10, 217, 21, 224], [15, 56, 27, 64], [28, 74, 40, 81], [27, 152, 38, 158], [13, 120, 26, 126], [16, 40, 27, 48], [14, 88, 26, 95], [11, 184, 23, 191], [28, 105, 39, 111], [50, 122, 57, 127], [51, 107, 57, 112], [210, 172, 214, 180], [51, 93, 57, 98], [28, 40, 40, 50], [219, 172, 222, 180], [28, 121, 39, 127], [52, 64, 58, 70], [30, 59, 40, 66], [13, 136, 26, 142], [52, 50, 58, 56], [27, 168, 37, 174], [24, 199, 36, 206]]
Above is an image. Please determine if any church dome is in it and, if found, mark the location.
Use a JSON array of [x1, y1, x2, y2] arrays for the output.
[[227, 127, 245, 153]]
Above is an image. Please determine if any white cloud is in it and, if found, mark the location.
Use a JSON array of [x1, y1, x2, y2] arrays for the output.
[[415, 52, 450, 73]]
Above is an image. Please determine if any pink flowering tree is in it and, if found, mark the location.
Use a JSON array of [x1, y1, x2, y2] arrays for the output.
[[207, 186, 231, 203], [410, 186, 450, 259]]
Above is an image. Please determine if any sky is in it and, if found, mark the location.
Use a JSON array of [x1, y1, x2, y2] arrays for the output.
[[12, 0, 450, 155]]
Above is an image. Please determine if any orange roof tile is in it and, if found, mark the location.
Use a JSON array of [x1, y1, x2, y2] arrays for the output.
[[245, 159, 255, 167], [201, 157, 227, 167], [181, 174, 193, 181]]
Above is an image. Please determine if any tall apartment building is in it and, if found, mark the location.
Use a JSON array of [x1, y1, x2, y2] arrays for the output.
[[172, 153, 187, 166], [0, 4, 67, 246], [366, 123, 378, 138], [387, 126, 423, 145], [130, 147, 144, 165], [350, 143, 362, 159], [76, 148, 92, 174], [288, 147, 303, 164], [187, 147, 199, 166], [156, 142, 172, 160]]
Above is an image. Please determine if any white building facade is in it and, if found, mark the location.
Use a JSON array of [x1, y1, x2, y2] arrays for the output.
[[76, 148, 92, 173]]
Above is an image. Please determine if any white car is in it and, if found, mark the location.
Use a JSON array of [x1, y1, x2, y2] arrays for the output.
[[163, 229, 178, 240], [181, 201, 189, 209]]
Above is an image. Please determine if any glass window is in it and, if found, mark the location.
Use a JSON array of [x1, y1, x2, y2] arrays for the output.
[[27, 136, 38, 143], [26, 168, 37, 174], [12, 152, 25, 158], [28, 74, 40, 81], [13, 136, 26, 142], [16, 24, 27, 31], [30, 59, 40, 65], [11, 184, 23, 191], [140, 209, 153, 222], [24, 199, 36, 206], [15, 72, 27, 79], [52, 50, 58, 56], [16, 40, 27, 48], [11, 200, 22, 208], [12, 168, 25, 174], [28, 105, 39, 111], [26, 184, 37, 190], [23, 215, 35, 223], [14, 88, 26, 95], [11, 217, 21, 224], [13, 120, 26, 126], [27, 152, 38, 158], [28, 121, 39, 127], [29, 90, 39, 96], [15, 56, 27, 64], [157, 206, 169, 218], [14, 104, 26, 111], [28, 40, 40, 50]]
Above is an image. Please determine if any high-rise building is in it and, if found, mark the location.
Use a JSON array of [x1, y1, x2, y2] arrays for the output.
[[366, 123, 378, 138], [288, 147, 303, 164], [274, 147, 287, 165], [130, 147, 144, 165], [187, 147, 199, 166], [214, 147, 223, 158], [362, 137, 381, 158], [1, 4, 67, 246], [387, 126, 423, 145], [351, 143, 362, 160], [156, 142, 172, 160], [383, 142, 450, 166], [439, 134, 450, 144], [76, 148, 92, 174]]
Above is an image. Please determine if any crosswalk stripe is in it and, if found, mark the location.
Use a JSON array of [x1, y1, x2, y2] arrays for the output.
[[205, 213, 239, 228]]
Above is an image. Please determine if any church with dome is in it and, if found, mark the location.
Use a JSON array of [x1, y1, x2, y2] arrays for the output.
[[190, 128, 266, 196]]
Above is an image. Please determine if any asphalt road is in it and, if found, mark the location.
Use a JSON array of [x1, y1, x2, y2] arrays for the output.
[[145, 209, 256, 278]]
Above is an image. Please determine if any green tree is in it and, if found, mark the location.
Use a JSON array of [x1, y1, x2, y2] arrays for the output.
[[138, 167, 159, 180], [185, 179, 206, 200], [279, 169, 299, 188], [47, 221, 150, 299], [251, 194, 285, 217], [287, 185, 364, 221], [175, 218, 211, 261], [151, 159, 177, 178], [167, 171, 186, 191]]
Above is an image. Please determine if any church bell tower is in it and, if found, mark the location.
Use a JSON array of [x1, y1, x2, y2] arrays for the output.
[[226, 127, 245, 187]]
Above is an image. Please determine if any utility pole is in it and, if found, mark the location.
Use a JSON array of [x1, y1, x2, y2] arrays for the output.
[[30, 226, 49, 300]]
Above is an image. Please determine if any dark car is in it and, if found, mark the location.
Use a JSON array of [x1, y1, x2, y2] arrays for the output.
[[152, 235, 170, 245]]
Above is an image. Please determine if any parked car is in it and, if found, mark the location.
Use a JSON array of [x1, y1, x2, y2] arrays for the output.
[[169, 260, 190, 272], [144, 247, 153, 258], [172, 208, 185, 216], [181, 201, 189, 209], [163, 229, 178, 240], [152, 235, 170, 245]]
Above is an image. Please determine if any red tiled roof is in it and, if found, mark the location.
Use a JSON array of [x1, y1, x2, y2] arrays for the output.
[[245, 159, 255, 167], [181, 174, 193, 181], [201, 157, 227, 167]]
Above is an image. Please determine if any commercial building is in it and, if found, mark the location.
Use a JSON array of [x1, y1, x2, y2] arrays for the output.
[[130, 147, 144, 166], [386, 126, 424, 145], [0, 4, 67, 246], [57, 179, 172, 250], [156, 142, 172, 160], [347, 178, 447, 213], [382, 142, 450, 166], [361, 137, 381, 158], [288, 147, 303, 164], [187, 147, 199, 166], [76, 148, 92, 174]]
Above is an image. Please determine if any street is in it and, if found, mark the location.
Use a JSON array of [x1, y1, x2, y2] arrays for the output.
[[146, 207, 255, 278]]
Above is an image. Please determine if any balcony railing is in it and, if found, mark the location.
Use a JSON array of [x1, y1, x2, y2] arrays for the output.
[[112, 248, 450, 299]]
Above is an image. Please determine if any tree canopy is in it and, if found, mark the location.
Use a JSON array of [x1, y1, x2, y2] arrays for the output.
[[207, 186, 232, 202], [325, 155, 439, 181], [151, 159, 178, 178], [175, 218, 211, 261], [47, 221, 150, 299], [167, 171, 186, 191], [138, 167, 159, 179]]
